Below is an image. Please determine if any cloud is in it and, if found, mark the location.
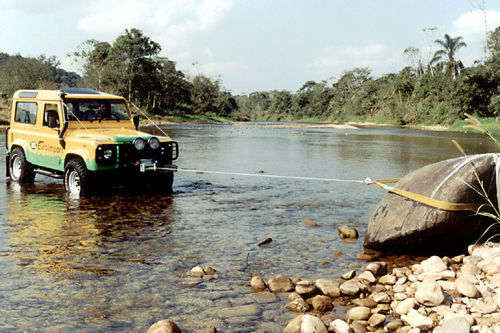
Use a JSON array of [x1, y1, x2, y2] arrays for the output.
[[450, 9, 500, 63], [197, 61, 245, 77], [77, 0, 233, 44], [309, 43, 403, 77], [451, 9, 500, 37]]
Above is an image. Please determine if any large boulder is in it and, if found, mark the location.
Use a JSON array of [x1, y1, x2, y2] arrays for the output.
[[364, 154, 499, 255]]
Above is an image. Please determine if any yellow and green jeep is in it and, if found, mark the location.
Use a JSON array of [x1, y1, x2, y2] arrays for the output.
[[6, 88, 178, 195]]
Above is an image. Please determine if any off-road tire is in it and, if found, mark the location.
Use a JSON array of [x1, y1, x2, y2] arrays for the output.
[[9, 147, 35, 183], [64, 159, 94, 195]]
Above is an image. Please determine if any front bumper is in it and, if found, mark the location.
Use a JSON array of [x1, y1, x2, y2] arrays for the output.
[[138, 160, 177, 173]]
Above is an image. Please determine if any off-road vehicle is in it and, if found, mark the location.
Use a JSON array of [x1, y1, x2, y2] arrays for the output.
[[6, 88, 178, 195]]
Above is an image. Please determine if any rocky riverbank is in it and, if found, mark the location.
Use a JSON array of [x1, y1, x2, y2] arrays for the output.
[[147, 242, 499, 333]]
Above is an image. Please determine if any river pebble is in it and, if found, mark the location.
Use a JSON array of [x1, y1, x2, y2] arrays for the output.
[[250, 275, 266, 290], [455, 276, 481, 298], [295, 280, 317, 296], [147, 243, 500, 332], [328, 319, 350, 333], [364, 261, 387, 276], [285, 298, 310, 313], [415, 277, 445, 306], [420, 255, 448, 273], [340, 279, 368, 296], [267, 275, 294, 292], [307, 295, 334, 312], [378, 274, 397, 285], [315, 279, 341, 297], [338, 226, 358, 239], [277, 242, 500, 333], [434, 316, 471, 333], [146, 319, 181, 333], [346, 306, 371, 322], [341, 270, 356, 280]]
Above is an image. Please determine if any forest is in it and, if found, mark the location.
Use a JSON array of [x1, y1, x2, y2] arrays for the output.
[[1, 26, 500, 127]]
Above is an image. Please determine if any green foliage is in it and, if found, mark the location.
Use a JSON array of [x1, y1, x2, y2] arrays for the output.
[[70, 28, 234, 118], [452, 65, 500, 118], [431, 33, 467, 78], [238, 28, 499, 126], [0, 54, 80, 96], [2, 26, 500, 125]]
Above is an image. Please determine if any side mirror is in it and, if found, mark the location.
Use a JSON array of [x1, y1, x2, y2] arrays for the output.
[[133, 115, 140, 130]]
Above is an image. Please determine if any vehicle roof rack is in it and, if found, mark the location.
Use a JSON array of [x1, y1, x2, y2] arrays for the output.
[[60, 87, 100, 95]]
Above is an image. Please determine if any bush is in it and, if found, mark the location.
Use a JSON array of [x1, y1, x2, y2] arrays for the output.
[[489, 94, 500, 117]]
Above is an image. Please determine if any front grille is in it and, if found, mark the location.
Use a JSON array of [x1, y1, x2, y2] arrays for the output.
[[118, 141, 178, 166]]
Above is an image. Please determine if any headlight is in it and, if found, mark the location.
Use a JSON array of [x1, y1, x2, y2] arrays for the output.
[[103, 149, 113, 159], [96, 145, 116, 165], [133, 138, 146, 151], [148, 137, 160, 150]]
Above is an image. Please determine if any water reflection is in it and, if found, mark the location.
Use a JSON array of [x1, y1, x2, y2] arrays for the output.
[[5, 181, 175, 279]]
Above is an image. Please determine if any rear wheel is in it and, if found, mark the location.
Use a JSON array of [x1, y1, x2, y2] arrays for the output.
[[64, 159, 94, 195], [9, 147, 35, 183]]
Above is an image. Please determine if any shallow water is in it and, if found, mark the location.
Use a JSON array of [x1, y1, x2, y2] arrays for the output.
[[0, 124, 496, 332]]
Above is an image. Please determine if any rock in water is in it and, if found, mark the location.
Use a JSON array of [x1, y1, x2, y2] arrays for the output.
[[364, 153, 499, 255], [147, 319, 181, 333], [338, 226, 358, 239]]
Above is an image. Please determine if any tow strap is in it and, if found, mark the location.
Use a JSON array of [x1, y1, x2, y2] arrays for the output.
[[370, 179, 483, 212]]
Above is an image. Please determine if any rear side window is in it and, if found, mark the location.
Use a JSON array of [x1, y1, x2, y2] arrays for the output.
[[15, 102, 37, 125]]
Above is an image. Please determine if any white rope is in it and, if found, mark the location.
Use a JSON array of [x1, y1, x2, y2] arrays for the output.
[[159, 167, 372, 184]]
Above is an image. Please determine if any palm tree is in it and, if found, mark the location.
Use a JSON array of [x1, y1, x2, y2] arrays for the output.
[[431, 33, 467, 78]]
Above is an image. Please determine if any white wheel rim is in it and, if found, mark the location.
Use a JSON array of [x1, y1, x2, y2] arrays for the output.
[[12, 156, 22, 179], [67, 170, 81, 194]]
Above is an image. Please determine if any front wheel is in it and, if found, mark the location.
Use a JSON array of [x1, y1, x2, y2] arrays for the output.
[[145, 172, 174, 194], [9, 147, 35, 183], [64, 159, 94, 195]]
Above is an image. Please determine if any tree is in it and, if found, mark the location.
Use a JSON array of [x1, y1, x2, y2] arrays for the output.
[[0, 53, 80, 96], [190, 75, 219, 114], [150, 57, 192, 113], [72, 39, 112, 91], [0, 56, 54, 95], [486, 26, 500, 67], [110, 28, 161, 102], [332, 68, 372, 106], [70, 28, 237, 117], [269, 90, 293, 118], [403, 47, 424, 77], [431, 33, 467, 78], [393, 67, 416, 103]]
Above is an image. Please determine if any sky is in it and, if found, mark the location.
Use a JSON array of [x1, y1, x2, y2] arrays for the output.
[[1, 0, 500, 95]]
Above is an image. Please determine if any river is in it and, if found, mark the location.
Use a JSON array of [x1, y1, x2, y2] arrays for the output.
[[0, 123, 496, 332]]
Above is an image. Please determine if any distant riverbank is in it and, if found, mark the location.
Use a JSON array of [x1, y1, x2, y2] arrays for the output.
[[1, 101, 497, 136]]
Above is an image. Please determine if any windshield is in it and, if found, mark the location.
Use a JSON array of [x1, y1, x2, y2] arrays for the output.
[[63, 99, 130, 121]]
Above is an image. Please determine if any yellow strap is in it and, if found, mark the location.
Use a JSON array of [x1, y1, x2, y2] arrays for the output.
[[372, 180, 483, 212]]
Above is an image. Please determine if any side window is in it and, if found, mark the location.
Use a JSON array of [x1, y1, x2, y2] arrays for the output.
[[14, 102, 37, 125], [43, 104, 60, 128]]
